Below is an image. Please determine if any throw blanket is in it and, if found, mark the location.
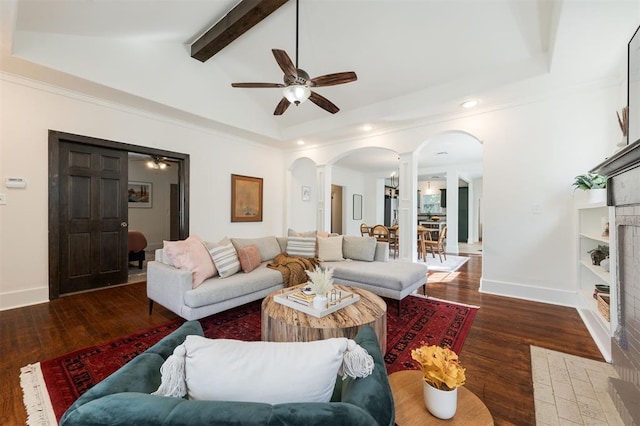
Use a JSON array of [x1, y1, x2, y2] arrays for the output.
[[267, 253, 320, 288]]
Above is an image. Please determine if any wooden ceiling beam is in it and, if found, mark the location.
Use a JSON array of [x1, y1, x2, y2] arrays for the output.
[[191, 0, 289, 63]]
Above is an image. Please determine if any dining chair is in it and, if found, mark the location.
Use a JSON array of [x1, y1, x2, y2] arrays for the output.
[[371, 225, 390, 243], [360, 223, 372, 237], [417, 227, 427, 261], [388, 226, 399, 259], [425, 225, 447, 262]]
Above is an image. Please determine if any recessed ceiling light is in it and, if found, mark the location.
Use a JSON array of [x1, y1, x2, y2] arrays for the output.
[[297, 140, 305, 145], [461, 99, 478, 109], [362, 124, 373, 131]]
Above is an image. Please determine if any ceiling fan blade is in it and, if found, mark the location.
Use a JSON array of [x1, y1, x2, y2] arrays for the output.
[[272, 49, 297, 78], [231, 82, 284, 88], [274, 97, 291, 115], [309, 91, 339, 114], [310, 71, 358, 87]]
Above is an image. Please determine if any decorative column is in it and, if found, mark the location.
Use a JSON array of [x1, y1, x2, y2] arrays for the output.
[[316, 165, 332, 233], [397, 152, 418, 261]]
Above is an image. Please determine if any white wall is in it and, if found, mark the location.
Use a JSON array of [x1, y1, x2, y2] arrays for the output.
[[288, 157, 317, 233], [0, 74, 284, 310], [287, 83, 622, 307], [0, 71, 624, 311]]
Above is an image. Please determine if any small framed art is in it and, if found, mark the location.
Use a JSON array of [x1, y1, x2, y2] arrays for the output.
[[302, 186, 311, 201], [128, 181, 152, 208]]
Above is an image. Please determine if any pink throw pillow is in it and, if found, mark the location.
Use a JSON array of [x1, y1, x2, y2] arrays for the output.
[[163, 236, 217, 288], [237, 245, 261, 273]]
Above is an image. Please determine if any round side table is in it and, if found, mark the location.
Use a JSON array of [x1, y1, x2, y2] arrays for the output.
[[389, 370, 493, 425], [261, 285, 387, 351]]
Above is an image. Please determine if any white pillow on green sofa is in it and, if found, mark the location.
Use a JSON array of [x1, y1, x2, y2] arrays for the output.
[[152, 335, 374, 404]]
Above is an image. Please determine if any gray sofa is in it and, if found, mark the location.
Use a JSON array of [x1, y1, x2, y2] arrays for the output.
[[147, 235, 427, 320]]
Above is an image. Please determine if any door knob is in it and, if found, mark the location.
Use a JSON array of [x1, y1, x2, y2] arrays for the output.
[[121, 222, 128, 228]]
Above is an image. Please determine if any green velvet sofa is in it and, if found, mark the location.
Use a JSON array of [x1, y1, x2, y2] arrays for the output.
[[59, 321, 395, 426]]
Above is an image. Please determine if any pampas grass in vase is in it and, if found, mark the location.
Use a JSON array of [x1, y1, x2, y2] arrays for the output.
[[616, 106, 629, 150]]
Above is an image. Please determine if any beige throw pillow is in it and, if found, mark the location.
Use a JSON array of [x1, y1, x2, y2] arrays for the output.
[[317, 235, 344, 261], [288, 228, 317, 237]]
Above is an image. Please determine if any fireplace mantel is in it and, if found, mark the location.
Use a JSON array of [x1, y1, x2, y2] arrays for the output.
[[592, 138, 640, 179]]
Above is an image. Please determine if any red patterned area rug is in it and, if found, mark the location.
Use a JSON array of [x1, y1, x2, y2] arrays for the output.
[[20, 294, 477, 424]]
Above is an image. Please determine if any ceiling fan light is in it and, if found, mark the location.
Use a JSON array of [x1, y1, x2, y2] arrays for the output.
[[146, 160, 156, 169], [461, 99, 478, 109], [283, 85, 311, 105]]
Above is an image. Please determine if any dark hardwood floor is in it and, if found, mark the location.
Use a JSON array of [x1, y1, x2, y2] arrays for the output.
[[0, 253, 602, 425]]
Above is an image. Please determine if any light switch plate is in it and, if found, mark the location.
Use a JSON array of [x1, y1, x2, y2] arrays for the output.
[[0, 193, 6, 205]]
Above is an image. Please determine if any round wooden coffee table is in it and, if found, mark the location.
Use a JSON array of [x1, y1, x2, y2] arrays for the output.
[[261, 285, 387, 351], [389, 370, 493, 425]]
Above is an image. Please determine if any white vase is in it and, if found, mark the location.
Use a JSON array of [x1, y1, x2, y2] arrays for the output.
[[423, 381, 458, 420], [313, 293, 327, 310], [588, 188, 606, 204]]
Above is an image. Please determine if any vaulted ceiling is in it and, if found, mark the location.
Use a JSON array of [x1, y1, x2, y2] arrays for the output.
[[1, 0, 637, 154]]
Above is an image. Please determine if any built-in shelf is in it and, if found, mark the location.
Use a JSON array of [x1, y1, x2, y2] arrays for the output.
[[575, 202, 616, 362], [579, 260, 611, 283]]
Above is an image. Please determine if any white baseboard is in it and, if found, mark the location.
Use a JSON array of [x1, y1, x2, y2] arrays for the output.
[[0, 287, 49, 311], [480, 278, 577, 308]]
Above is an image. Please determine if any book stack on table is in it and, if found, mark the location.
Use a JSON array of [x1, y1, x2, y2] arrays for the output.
[[274, 287, 360, 318], [287, 291, 315, 306]]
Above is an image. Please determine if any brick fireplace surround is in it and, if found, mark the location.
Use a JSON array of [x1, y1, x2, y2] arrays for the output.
[[593, 139, 640, 425]]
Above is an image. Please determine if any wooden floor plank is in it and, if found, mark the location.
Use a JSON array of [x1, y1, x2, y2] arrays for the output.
[[0, 253, 602, 425]]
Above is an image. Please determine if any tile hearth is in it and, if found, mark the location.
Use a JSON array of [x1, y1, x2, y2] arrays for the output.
[[531, 346, 624, 425]]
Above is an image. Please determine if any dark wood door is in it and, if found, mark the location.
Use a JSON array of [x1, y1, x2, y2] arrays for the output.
[[58, 142, 128, 294], [458, 187, 469, 242], [170, 183, 180, 241]]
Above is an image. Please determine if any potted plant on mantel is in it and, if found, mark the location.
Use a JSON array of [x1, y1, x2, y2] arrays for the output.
[[572, 173, 607, 204]]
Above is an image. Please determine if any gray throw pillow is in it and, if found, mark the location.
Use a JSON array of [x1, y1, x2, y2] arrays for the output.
[[230, 236, 281, 262], [343, 236, 377, 262]]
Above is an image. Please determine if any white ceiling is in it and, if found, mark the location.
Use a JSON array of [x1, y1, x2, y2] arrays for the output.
[[1, 0, 638, 177]]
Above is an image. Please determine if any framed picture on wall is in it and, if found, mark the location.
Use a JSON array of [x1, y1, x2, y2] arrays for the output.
[[353, 194, 363, 220], [231, 174, 263, 222], [301, 186, 311, 201], [128, 181, 152, 208]]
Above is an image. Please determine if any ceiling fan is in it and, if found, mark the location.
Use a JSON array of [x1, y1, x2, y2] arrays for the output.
[[146, 156, 172, 169], [231, 0, 357, 115], [131, 154, 173, 170]]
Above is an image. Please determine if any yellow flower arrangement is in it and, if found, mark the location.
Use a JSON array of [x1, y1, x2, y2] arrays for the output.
[[411, 345, 466, 391]]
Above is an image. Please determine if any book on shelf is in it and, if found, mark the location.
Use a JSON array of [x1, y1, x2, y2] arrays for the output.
[[287, 291, 315, 306]]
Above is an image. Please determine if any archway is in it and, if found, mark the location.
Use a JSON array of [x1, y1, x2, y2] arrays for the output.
[[415, 131, 483, 255]]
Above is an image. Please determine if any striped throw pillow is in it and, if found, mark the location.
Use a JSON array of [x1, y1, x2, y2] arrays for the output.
[[286, 236, 317, 258], [207, 238, 241, 278]]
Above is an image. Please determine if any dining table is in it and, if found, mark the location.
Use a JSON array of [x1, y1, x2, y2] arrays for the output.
[[388, 224, 432, 260]]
